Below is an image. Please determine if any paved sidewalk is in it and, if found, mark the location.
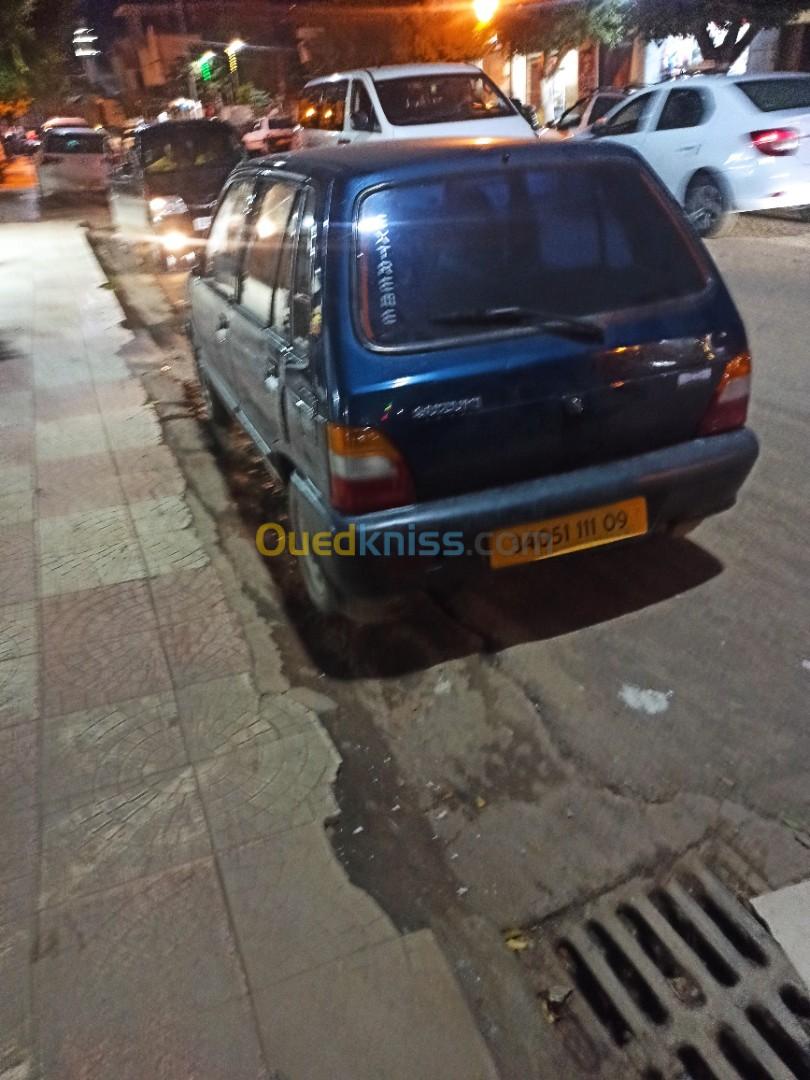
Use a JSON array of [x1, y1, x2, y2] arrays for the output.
[[0, 221, 498, 1080]]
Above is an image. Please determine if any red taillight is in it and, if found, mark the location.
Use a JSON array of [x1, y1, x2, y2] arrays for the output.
[[327, 423, 414, 514], [750, 128, 800, 156], [699, 353, 752, 436]]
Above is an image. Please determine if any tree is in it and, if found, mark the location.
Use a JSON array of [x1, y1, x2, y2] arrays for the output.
[[496, 0, 625, 79], [626, 0, 809, 68], [0, 0, 75, 118]]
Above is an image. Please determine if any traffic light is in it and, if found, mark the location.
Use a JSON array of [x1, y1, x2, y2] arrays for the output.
[[200, 59, 213, 81]]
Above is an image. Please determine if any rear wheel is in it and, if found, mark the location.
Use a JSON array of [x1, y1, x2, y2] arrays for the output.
[[685, 173, 737, 238]]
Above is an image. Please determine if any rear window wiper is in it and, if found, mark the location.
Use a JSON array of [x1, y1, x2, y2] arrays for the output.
[[432, 306, 604, 342]]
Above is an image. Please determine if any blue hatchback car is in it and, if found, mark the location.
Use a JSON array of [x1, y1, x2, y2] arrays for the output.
[[188, 138, 758, 616]]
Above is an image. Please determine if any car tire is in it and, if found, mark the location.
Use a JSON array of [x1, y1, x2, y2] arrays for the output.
[[684, 173, 737, 239]]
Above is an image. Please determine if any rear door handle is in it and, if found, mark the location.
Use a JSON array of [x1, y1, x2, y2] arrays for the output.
[[337, 138, 351, 146], [677, 145, 699, 152], [215, 315, 229, 342]]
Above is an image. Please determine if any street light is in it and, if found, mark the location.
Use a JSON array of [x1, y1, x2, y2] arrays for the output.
[[473, 0, 499, 24], [225, 39, 246, 96], [226, 38, 246, 54]]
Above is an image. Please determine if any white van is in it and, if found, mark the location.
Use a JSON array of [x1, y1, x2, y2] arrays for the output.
[[292, 63, 535, 149], [38, 127, 109, 199]]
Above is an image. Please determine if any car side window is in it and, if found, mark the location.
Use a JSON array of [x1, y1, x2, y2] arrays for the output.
[[203, 179, 254, 297], [272, 189, 303, 337], [321, 80, 348, 131], [656, 88, 706, 131], [291, 189, 319, 357], [601, 92, 655, 136], [239, 180, 298, 325], [590, 94, 623, 124], [350, 80, 380, 132]]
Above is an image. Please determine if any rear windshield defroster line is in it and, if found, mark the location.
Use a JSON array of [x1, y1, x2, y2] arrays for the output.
[[354, 161, 710, 350]]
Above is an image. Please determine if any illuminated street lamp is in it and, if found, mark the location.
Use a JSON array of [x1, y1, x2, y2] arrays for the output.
[[225, 38, 246, 94], [473, 0, 499, 24]]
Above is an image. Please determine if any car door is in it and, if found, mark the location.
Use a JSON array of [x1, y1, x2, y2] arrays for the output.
[[190, 177, 256, 408], [344, 78, 382, 144], [281, 186, 324, 480], [228, 178, 302, 451], [595, 89, 661, 154], [642, 87, 711, 200]]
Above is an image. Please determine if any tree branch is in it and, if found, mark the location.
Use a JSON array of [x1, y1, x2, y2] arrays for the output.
[[729, 22, 758, 65]]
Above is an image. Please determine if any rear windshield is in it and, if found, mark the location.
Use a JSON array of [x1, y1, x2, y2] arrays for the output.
[[355, 163, 708, 349], [45, 132, 105, 154], [737, 77, 810, 112], [373, 73, 513, 126], [140, 125, 237, 173]]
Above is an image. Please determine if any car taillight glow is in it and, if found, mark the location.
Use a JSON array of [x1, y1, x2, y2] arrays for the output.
[[698, 352, 752, 436], [327, 423, 414, 514], [750, 128, 800, 156]]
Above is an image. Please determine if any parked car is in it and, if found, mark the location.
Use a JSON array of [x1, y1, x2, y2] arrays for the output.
[[37, 127, 110, 200], [539, 88, 630, 140], [109, 118, 243, 269], [188, 139, 758, 618], [585, 72, 810, 236], [242, 115, 296, 156], [292, 63, 536, 149]]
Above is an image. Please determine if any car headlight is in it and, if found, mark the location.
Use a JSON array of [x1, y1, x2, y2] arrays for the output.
[[149, 195, 188, 219], [161, 230, 189, 252]]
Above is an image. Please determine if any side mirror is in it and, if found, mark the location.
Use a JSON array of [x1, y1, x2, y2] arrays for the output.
[[590, 118, 608, 138], [350, 110, 372, 133]]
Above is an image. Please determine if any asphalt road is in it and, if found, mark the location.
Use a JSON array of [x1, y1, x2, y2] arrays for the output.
[[8, 179, 809, 1076]]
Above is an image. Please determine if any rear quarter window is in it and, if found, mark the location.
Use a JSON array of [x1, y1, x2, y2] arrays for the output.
[[354, 162, 709, 349], [737, 77, 810, 112], [45, 133, 105, 154]]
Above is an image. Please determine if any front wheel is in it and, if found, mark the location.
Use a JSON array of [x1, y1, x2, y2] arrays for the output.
[[685, 174, 737, 238]]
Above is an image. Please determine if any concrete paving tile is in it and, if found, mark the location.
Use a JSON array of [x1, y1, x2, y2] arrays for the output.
[[0, 805, 36, 884], [33, 356, 92, 388], [114, 443, 178, 475], [138, 525, 209, 577], [0, 602, 38, 661], [0, 391, 33, 429], [38, 505, 134, 559], [0, 428, 34, 472], [35, 414, 108, 461], [0, 872, 33, 929], [42, 692, 186, 802], [252, 930, 498, 1080], [42, 626, 171, 716], [149, 565, 229, 628], [39, 538, 148, 597], [104, 406, 162, 451], [86, 354, 133, 382], [0, 357, 32, 393], [36, 450, 118, 490], [0, 490, 34, 526], [95, 378, 148, 414], [41, 579, 157, 651], [176, 676, 311, 761], [35, 380, 99, 421], [196, 727, 340, 850], [130, 494, 192, 532], [0, 722, 38, 814], [0, 524, 35, 603], [0, 920, 32, 1078], [0, 464, 33, 496], [35, 863, 267, 1080], [220, 823, 396, 990], [40, 768, 211, 905], [0, 654, 38, 728], [37, 468, 124, 518], [160, 610, 251, 689]]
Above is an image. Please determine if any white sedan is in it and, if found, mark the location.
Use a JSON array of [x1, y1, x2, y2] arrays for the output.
[[585, 72, 810, 236], [38, 127, 109, 199]]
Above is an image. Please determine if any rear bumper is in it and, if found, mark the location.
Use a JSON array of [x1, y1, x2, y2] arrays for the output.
[[292, 429, 759, 597]]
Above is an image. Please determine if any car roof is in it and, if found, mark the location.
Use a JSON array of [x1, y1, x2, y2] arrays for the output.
[[642, 71, 810, 91], [236, 136, 645, 187], [138, 118, 233, 134], [306, 62, 482, 86], [44, 127, 105, 136]]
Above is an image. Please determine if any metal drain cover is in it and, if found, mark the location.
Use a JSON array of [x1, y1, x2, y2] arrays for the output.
[[513, 850, 810, 1078]]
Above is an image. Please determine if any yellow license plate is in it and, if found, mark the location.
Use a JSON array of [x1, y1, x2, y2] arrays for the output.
[[490, 497, 648, 569]]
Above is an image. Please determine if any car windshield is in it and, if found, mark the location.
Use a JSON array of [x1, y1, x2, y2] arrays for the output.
[[141, 125, 236, 173], [45, 132, 105, 154], [355, 162, 708, 348], [373, 73, 513, 126], [736, 77, 810, 112]]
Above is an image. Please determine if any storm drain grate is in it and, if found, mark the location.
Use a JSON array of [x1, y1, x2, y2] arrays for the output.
[[516, 852, 810, 1078]]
